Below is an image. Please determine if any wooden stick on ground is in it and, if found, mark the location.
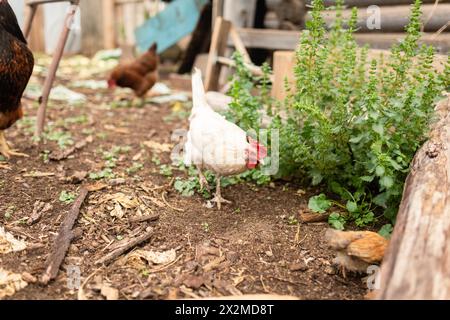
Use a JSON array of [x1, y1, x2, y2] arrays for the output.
[[95, 228, 154, 266], [300, 211, 330, 223], [128, 214, 160, 224], [41, 187, 89, 285]]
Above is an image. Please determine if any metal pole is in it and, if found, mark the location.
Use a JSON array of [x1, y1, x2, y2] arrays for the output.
[[35, 1, 80, 138]]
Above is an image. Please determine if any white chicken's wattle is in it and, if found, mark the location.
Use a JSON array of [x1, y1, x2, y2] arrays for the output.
[[184, 68, 267, 209]]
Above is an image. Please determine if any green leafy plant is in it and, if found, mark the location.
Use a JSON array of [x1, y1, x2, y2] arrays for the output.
[[268, 0, 448, 228], [89, 168, 115, 180], [127, 162, 144, 175], [328, 213, 346, 230], [378, 224, 394, 239], [45, 130, 74, 149], [308, 194, 332, 213], [59, 190, 77, 204], [159, 164, 173, 177]]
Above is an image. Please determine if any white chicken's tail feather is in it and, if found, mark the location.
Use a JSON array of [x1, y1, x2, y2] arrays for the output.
[[191, 68, 210, 113]]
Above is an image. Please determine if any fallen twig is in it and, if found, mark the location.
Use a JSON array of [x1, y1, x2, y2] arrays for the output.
[[128, 214, 160, 224], [95, 228, 154, 265], [49, 137, 91, 161], [27, 201, 53, 225], [162, 191, 184, 212], [299, 211, 330, 223], [40, 188, 89, 285], [77, 267, 103, 300]]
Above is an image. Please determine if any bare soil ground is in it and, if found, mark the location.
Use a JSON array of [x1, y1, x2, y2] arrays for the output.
[[0, 58, 366, 300]]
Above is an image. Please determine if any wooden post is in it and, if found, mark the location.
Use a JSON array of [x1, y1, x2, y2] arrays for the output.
[[212, 0, 224, 28], [23, 4, 38, 39], [35, 1, 80, 137], [25, 5, 45, 52], [271, 51, 296, 101], [102, 0, 116, 49], [377, 97, 450, 300], [80, 0, 104, 55], [205, 17, 231, 91], [229, 26, 251, 63]]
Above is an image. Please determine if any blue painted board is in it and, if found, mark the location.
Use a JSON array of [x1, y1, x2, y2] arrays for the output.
[[135, 0, 208, 54]]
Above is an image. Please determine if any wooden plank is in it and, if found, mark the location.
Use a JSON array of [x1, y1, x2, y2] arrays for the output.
[[80, 0, 104, 55], [216, 56, 268, 77], [311, 4, 450, 33], [271, 51, 295, 101], [306, 0, 450, 7], [377, 97, 450, 300], [229, 26, 252, 63], [230, 28, 450, 53], [231, 28, 300, 50], [205, 17, 231, 91], [102, 0, 116, 49], [27, 5, 45, 52], [212, 0, 224, 27]]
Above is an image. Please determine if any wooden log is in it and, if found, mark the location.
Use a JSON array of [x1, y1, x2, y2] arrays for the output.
[[271, 51, 295, 101], [309, 4, 450, 33], [275, 0, 307, 30], [354, 33, 450, 53], [26, 5, 45, 52], [80, 0, 104, 55], [102, 0, 116, 49], [306, 0, 450, 7], [205, 17, 231, 91], [377, 97, 450, 300], [230, 28, 450, 53]]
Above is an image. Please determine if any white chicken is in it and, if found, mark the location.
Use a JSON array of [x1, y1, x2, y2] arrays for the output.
[[184, 68, 268, 209]]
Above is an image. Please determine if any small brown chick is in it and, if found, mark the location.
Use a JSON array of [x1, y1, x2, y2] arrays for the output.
[[325, 228, 388, 278]]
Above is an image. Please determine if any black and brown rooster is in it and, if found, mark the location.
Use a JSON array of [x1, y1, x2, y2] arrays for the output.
[[0, 0, 34, 168]]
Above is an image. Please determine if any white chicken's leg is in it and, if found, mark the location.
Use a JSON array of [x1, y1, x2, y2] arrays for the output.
[[0, 130, 28, 159], [197, 166, 210, 192], [211, 175, 231, 210]]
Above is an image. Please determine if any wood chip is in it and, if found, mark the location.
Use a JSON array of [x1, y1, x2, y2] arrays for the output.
[[95, 228, 154, 265], [101, 285, 119, 300], [27, 201, 53, 225], [49, 138, 90, 161], [40, 188, 89, 285], [128, 214, 160, 224]]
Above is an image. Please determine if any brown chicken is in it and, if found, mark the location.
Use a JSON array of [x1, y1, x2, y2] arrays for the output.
[[325, 228, 388, 278], [107, 43, 159, 98], [0, 0, 34, 167]]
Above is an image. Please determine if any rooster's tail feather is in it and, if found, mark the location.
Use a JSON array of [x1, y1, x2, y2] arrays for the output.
[[191, 68, 210, 112]]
